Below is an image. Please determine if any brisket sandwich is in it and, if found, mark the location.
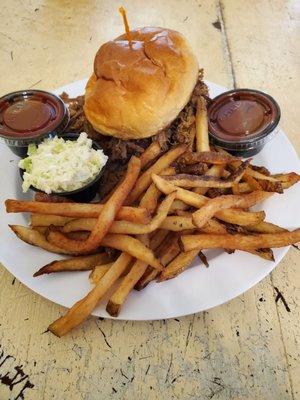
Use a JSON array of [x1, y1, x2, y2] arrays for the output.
[[62, 27, 208, 198]]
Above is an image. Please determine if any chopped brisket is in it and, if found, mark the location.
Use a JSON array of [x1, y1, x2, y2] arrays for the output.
[[60, 72, 208, 200]]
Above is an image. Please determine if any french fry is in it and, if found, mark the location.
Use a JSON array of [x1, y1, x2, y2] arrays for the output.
[[194, 164, 225, 196], [169, 199, 190, 213], [48, 253, 133, 337], [30, 214, 74, 227], [180, 151, 240, 165], [33, 226, 47, 234], [192, 191, 272, 228], [5, 200, 149, 224], [34, 253, 110, 277], [195, 96, 209, 152], [188, 124, 196, 151], [246, 168, 278, 182], [101, 234, 162, 270], [272, 172, 300, 188], [148, 229, 169, 250], [214, 209, 266, 226], [153, 174, 268, 226], [89, 263, 114, 284], [235, 172, 300, 194], [246, 221, 287, 234], [135, 233, 181, 290], [242, 172, 262, 191], [67, 231, 90, 240], [125, 145, 187, 204], [45, 156, 141, 253], [9, 225, 79, 255], [106, 235, 150, 317], [158, 249, 199, 281], [47, 230, 163, 270], [249, 165, 271, 176], [62, 193, 176, 235], [139, 166, 175, 213], [160, 161, 249, 189], [138, 183, 161, 214], [176, 162, 208, 175], [140, 141, 161, 169], [257, 180, 283, 194], [245, 248, 274, 261], [181, 230, 300, 252], [160, 216, 196, 231]]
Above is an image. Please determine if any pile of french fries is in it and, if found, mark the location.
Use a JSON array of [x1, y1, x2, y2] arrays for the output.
[[5, 97, 300, 336]]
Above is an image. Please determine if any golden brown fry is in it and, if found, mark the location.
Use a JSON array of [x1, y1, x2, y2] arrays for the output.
[[176, 162, 208, 175], [30, 214, 74, 227], [135, 233, 181, 290], [9, 225, 79, 255], [138, 183, 161, 214], [48, 253, 133, 337], [160, 161, 249, 189], [215, 210, 266, 226], [45, 156, 141, 253], [158, 249, 199, 281], [89, 263, 114, 284], [67, 231, 90, 240], [139, 166, 175, 213], [47, 230, 163, 270], [245, 248, 274, 261], [33, 226, 48, 234], [5, 200, 149, 224], [181, 229, 300, 252], [188, 124, 196, 151], [63, 193, 175, 235], [140, 141, 161, 169], [192, 191, 271, 228], [249, 165, 271, 176], [243, 171, 263, 194], [194, 164, 225, 196], [149, 229, 169, 250], [126, 145, 187, 204], [246, 168, 278, 182], [195, 96, 209, 152], [272, 172, 300, 187], [106, 235, 150, 317], [169, 199, 190, 213], [160, 216, 196, 231], [34, 253, 110, 277], [246, 221, 287, 234], [153, 174, 267, 226], [180, 151, 240, 165], [101, 234, 162, 270]]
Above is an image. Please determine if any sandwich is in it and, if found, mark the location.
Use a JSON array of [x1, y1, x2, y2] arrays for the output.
[[62, 27, 208, 198]]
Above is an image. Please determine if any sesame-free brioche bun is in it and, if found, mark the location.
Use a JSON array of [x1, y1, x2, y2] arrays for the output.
[[84, 27, 199, 139]]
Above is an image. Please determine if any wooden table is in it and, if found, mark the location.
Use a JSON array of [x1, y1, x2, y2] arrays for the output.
[[0, 1, 299, 399]]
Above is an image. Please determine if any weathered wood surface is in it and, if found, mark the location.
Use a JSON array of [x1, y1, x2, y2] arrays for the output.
[[0, 1, 299, 399]]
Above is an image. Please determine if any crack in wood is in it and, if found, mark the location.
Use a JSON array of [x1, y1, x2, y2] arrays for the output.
[[217, 1, 237, 88]]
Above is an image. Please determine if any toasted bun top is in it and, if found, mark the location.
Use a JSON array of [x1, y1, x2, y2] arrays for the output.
[[84, 27, 199, 139]]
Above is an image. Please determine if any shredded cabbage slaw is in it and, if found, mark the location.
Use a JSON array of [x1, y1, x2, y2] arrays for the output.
[[19, 132, 108, 194]]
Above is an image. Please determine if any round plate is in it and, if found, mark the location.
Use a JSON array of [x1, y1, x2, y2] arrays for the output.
[[0, 79, 299, 320]]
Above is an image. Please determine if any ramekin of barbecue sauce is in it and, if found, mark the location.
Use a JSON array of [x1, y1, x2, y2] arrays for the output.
[[0, 90, 69, 156], [208, 89, 281, 157]]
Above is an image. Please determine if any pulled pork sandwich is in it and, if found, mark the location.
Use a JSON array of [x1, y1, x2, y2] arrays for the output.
[[61, 27, 208, 198]]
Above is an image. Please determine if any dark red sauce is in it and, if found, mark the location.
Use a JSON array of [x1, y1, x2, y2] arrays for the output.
[[208, 90, 279, 141], [0, 91, 66, 139]]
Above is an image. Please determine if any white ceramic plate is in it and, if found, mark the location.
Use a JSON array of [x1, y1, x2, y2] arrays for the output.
[[0, 79, 299, 320]]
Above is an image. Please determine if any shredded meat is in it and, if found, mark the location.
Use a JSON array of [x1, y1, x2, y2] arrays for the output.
[[61, 71, 208, 200]]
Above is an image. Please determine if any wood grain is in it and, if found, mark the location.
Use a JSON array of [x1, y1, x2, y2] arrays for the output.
[[0, 0, 299, 399]]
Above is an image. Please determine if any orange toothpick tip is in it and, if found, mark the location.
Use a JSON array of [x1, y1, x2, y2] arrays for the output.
[[118, 6, 133, 48]]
